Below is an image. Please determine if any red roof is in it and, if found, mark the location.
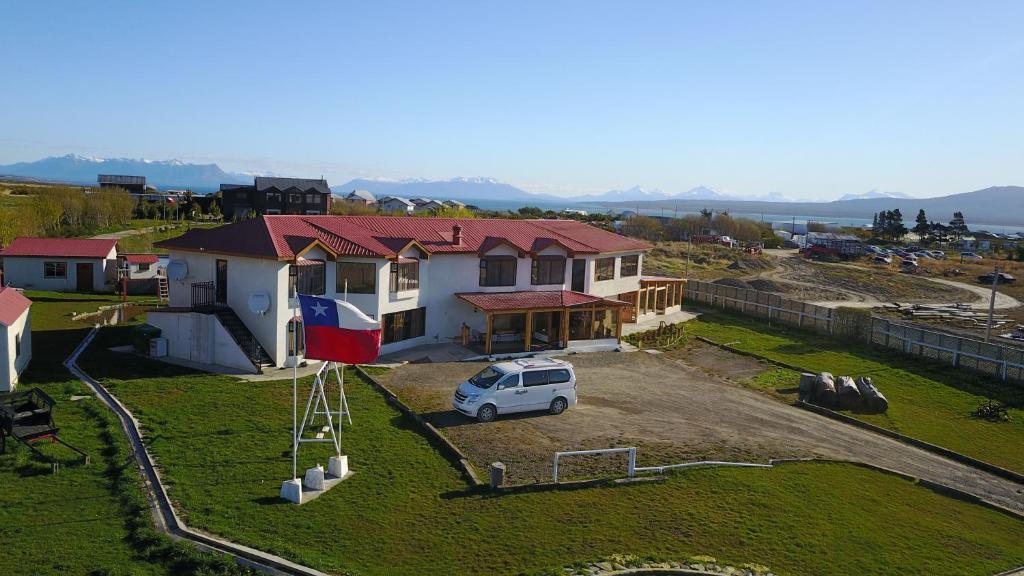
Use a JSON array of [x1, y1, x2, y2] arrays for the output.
[[2, 237, 118, 259], [156, 215, 650, 261], [122, 254, 159, 264], [0, 287, 31, 326], [456, 290, 630, 312]]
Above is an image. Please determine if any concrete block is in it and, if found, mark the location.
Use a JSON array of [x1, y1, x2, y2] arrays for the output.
[[328, 455, 349, 478], [280, 478, 303, 504], [304, 464, 325, 490]]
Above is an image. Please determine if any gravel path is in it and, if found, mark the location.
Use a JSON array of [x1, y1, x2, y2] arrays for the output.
[[379, 347, 1024, 512]]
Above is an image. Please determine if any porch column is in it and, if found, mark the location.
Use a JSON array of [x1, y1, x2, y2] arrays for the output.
[[634, 288, 641, 321], [485, 313, 493, 355], [524, 311, 533, 352], [561, 308, 570, 346], [615, 308, 623, 343]]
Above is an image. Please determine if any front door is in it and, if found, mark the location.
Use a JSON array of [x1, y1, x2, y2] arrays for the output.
[[215, 259, 228, 304], [571, 259, 586, 292], [76, 263, 93, 292]]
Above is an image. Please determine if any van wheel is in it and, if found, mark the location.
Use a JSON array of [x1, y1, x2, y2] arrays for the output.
[[549, 397, 568, 415], [476, 404, 497, 423]]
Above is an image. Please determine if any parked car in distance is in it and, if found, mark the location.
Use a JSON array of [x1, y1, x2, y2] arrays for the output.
[[961, 252, 983, 260], [900, 258, 919, 272], [978, 272, 1016, 284], [929, 250, 946, 259], [453, 358, 577, 422], [914, 251, 932, 259], [872, 255, 892, 265]]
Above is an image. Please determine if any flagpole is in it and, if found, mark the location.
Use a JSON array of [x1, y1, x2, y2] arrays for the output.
[[291, 272, 298, 482]]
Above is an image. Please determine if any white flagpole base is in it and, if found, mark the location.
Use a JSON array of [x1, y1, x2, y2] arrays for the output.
[[280, 478, 303, 504], [328, 455, 349, 478], [303, 464, 326, 490]]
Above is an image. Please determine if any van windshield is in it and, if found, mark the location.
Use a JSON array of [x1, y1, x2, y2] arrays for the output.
[[469, 367, 504, 389]]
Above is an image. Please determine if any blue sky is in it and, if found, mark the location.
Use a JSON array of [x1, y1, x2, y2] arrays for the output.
[[2, 0, 1022, 199]]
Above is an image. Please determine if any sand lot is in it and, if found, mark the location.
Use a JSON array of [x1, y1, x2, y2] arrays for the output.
[[375, 343, 1024, 512]]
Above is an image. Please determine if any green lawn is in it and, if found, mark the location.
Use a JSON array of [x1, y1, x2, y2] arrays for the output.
[[683, 310, 1024, 474], [0, 292, 245, 576], [79, 335, 1024, 576]]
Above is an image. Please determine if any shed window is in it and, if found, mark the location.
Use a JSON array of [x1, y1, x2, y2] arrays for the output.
[[44, 261, 67, 278], [479, 256, 516, 287], [531, 256, 565, 285], [338, 262, 376, 294], [595, 257, 615, 281]]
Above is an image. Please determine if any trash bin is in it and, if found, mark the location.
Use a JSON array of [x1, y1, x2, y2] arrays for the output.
[[489, 462, 506, 488], [132, 324, 161, 354]]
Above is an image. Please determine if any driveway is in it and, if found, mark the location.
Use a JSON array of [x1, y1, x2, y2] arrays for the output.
[[376, 345, 1024, 512]]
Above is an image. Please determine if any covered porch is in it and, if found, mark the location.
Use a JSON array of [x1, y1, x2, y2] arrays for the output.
[[618, 276, 686, 322], [456, 290, 632, 355]]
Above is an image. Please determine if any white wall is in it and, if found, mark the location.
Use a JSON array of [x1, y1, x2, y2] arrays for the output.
[[147, 311, 256, 373], [2, 254, 115, 292], [1, 309, 31, 392], [583, 252, 644, 298]]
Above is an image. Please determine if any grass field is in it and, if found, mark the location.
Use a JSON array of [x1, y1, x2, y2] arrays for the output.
[[683, 311, 1024, 473], [0, 292, 246, 576], [643, 242, 774, 280], [78, 332, 1024, 576]]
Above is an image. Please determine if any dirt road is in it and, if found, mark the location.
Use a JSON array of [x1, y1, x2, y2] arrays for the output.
[[377, 346, 1024, 513]]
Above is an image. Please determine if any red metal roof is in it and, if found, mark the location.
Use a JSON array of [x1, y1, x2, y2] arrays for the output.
[[122, 254, 159, 264], [2, 237, 118, 259], [156, 215, 650, 261], [456, 290, 630, 312], [0, 287, 31, 326]]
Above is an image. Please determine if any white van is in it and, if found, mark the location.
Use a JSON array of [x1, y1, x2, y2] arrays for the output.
[[452, 358, 577, 422]]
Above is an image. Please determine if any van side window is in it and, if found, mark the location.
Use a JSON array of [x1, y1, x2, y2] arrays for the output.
[[522, 371, 548, 387], [497, 374, 520, 389], [548, 369, 572, 384]]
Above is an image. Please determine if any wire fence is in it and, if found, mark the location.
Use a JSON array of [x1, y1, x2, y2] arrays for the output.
[[685, 280, 1023, 385]]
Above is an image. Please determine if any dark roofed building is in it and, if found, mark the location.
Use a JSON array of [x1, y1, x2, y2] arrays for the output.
[[98, 174, 146, 193], [220, 177, 332, 220]]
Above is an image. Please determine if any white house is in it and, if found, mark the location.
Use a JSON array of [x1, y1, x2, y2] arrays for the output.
[[0, 237, 118, 293], [0, 287, 31, 392], [344, 190, 376, 205], [379, 197, 415, 214], [148, 215, 683, 373]]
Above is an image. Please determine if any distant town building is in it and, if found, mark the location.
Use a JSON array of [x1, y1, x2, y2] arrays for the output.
[[772, 220, 809, 235], [443, 199, 466, 209], [413, 199, 445, 212], [344, 189, 376, 205], [220, 177, 332, 220], [380, 196, 415, 213], [97, 174, 146, 193]]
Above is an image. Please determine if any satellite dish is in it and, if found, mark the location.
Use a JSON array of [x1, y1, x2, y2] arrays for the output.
[[167, 260, 188, 281], [248, 292, 271, 316]]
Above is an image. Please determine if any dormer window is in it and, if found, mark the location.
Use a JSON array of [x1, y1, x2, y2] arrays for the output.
[[390, 259, 420, 292], [531, 256, 565, 285]]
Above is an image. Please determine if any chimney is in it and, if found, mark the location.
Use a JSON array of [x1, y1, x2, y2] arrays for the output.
[[452, 224, 463, 246]]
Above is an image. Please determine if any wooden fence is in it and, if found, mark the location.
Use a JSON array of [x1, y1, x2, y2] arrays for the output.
[[685, 280, 1024, 384]]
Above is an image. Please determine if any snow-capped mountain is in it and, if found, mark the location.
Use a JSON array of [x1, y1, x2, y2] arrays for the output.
[[332, 177, 548, 202], [0, 154, 249, 190], [837, 189, 914, 201]]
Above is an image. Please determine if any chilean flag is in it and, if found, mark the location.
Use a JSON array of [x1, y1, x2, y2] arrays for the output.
[[298, 294, 382, 364]]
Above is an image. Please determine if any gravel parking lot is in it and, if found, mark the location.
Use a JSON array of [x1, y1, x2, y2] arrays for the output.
[[375, 343, 1024, 513]]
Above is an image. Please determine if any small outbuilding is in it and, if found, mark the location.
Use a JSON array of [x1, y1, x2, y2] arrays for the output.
[[344, 189, 377, 205], [0, 237, 118, 292], [0, 287, 31, 393], [380, 196, 415, 214]]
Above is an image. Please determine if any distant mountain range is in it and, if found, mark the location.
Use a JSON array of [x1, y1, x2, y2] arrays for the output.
[[331, 177, 549, 202], [600, 186, 1024, 227], [0, 154, 249, 190], [837, 188, 913, 201]]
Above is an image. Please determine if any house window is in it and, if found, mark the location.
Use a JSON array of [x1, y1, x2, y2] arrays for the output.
[[620, 255, 639, 277], [289, 261, 326, 296], [382, 307, 426, 344], [479, 256, 516, 287], [138, 263, 151, 272], [266, 192, 282, 203], [595, 257, 615, 281], [287, 318, 305, 356], [389, 260, 420, 292], [306, 194, 320, 204], [44, 261, 67, 278], [337, 262, 376, 294], [531, 256, 566, 285], [289, 193, 302, 203], [236, 191, 248, 200], [265, 208, 281, 215]]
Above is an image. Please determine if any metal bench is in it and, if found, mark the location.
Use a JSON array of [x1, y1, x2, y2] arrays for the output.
[[0, 388, 89, 472]]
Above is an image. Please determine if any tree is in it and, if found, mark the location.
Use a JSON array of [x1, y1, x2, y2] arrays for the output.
[[517, 206, 544, 218], [621, 215, 663, 241], [949, 211, 968, 241], [888, 209, 907, 240], [872, 212, 879, 230], [913, 209, 929, 237]]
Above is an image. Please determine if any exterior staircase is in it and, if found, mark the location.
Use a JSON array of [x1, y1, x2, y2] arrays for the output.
[[211, 307, 273, 373]]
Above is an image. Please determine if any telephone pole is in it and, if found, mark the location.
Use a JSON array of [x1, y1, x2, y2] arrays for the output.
[[985, 265, 1000, 342]]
